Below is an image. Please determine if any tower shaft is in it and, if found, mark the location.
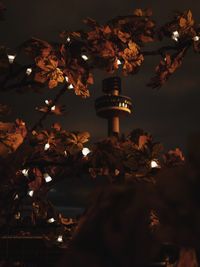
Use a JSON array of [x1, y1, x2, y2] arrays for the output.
[[108, 116, 119, 136]]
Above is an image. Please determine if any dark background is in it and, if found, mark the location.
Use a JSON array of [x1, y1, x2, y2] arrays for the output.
[[0, 0, 200, 207]]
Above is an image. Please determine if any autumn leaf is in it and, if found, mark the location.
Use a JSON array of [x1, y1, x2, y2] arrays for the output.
[[35, 55, 64, 88], [139, 34, 154, 43], [100, 41, 116, 58], [52, 123, 62, 131], [117, 30, 131, 43], [83, 17, 98, 28], [103, 25, 112, 34], [138, 135, 151, 149], [0, 120, 27, 158], [179, 10, 194, 29], [163, 148, 185, 167], [148, 48, 187, 88], [21, 37, 53, 58], [133, 8, 143, 17]]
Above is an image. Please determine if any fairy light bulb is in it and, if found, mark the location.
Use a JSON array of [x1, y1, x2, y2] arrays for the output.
[[81, 54, 89, 61], [22, 169, 29, 177], [193, 36, 200, 41], [47, 218, 55, 223], [15, 212, 21, 220], [44, 143, 50, 151], [7, 54, 16, 64], [45, 99, 50, 105], [82, 147, 91, 156], [26, 68, 32, 75], [14, 194, 19, 200], [51, 105, 56, 111], [150, 160, 160, 169], [28, 190, 34, 197], [57, 235, 63, 242], [68, 84, 74, 89], [44, 173, 52, 183], [117, 59, 122, 65], [172, 31, 179, 42]]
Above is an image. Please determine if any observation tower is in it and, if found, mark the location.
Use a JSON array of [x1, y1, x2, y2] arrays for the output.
[[95, 77, 132, 137]]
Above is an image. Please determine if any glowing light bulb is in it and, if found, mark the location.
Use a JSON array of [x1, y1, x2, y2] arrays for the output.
[[15, 212, 20, 220], [44, 173, 52, 183], [64, 150, 67, 156], [7, 54, 16, 64], [28, 190, 34, 197], [45, 99, 50, 105], [117, 59, 122, 65], [66, 37, 71, 42], [57, 235, 63, 242], [193, 36, 200, 41], [82, 147, 91, 156], [172, 31, 179, 42], [51, 105, 56, 111], [47, 218, 55, 223], [14, 194, 19, 200], [68, 84, 74, 89], [22, 169, 29, 177], [65, 76, 69, 82], [44, 143, 50, 151], [81, 54, 89, 61], [150, 160, 160, 169], [26, 68, 32, 75]]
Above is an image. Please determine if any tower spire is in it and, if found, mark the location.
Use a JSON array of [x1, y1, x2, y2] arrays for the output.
[[95, 77, 132, 137]]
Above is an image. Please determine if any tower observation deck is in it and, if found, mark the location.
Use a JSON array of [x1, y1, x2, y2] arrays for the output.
[[95, 77, 132, 137]]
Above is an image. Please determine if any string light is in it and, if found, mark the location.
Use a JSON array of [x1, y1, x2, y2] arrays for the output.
[[66, 37, 71, 42], [14, 194, 19, 200], [81, 54, 89, 61], [82, 147, 91, 156], [47, 218, 55, 223], [68, 84, 74, 89], [44, 143, 50, 151], [51, 105, 56, 111], [172, 31, 179, 42], [22, 169, 29, 177], [193, 36, 200, 41], [57, 235, 63, 243], [26, 68, 32, 75], [117, 59, 122, 65], [65, 76, 69, 82], [45, 99, 50, 105], [64, 150, 67, 156], [15, 212, 21, 220], [7, 54, 16, 64], [150, 160, 160, 169], [44, 173, 52, 183], [28, 190, 34, 197]]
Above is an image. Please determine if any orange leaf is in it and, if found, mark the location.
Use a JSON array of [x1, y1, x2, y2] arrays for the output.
[[133, 8, 143, 17]]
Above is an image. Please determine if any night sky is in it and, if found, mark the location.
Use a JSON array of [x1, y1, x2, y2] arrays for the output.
[[1, 0, 200, 152]]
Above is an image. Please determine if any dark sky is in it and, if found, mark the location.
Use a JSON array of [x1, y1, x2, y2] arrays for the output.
[[1, 0, 200, 153]]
